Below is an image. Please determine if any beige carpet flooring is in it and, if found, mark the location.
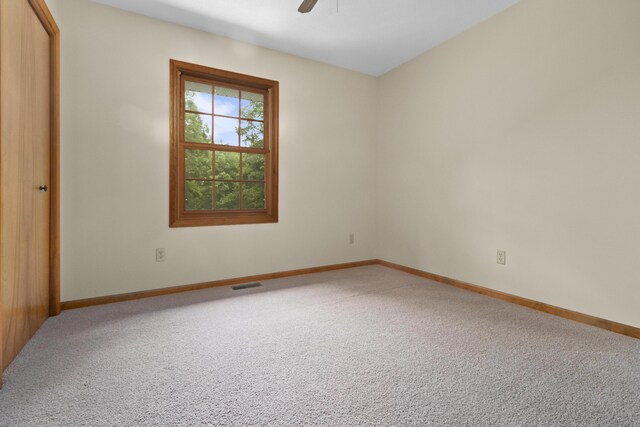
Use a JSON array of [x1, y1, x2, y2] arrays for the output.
[[0, 265, 638, 426]]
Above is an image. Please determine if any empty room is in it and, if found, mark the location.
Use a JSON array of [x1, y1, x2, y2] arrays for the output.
[[0, 0, 639, 425]]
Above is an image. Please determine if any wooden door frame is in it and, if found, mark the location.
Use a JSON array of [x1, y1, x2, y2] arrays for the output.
[[26, 0, 60, 316]]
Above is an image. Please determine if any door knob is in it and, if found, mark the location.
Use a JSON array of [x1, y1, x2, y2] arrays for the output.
[[39, 185, 48, 192]]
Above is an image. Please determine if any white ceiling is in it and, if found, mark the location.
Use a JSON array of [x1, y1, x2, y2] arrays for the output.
[[91, 0, 519, 76]]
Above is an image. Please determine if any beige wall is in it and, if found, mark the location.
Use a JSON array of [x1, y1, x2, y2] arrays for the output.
[[377, 0, 640, 327], [48, 0, 378, 301]]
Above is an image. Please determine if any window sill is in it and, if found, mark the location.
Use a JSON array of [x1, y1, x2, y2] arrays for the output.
[[169, 212, 278, 228]]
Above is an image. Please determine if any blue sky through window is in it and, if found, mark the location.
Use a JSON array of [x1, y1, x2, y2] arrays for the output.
[[186, 82, 264, 146]]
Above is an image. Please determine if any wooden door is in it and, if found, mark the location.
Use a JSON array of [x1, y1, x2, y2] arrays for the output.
[[0, 0, 54, 375]]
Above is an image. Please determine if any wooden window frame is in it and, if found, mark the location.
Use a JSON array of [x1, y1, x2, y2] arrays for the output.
[[169, 60, 279, 227]]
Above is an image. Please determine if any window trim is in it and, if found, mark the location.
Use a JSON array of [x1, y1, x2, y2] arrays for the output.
[[169, 60, 279, 227]]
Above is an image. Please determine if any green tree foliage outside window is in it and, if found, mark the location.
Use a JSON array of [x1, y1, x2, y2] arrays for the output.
[[185, 89, 266, 211], [185, 95, 211, 144]]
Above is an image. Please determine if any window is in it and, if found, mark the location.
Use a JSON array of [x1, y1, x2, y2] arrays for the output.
[[169, 60, 279, 227]]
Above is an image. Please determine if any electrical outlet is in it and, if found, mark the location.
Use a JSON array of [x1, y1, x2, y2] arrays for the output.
[[497, 250, 506, 265], [156, 248, 166, 262], [349, 234, 355, 244]]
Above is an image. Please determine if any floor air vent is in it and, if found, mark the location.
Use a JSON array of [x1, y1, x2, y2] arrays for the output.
[[231, 282, 263, 291]]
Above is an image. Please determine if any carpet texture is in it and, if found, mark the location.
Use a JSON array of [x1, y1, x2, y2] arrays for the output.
[[0, 265, 638, 426]]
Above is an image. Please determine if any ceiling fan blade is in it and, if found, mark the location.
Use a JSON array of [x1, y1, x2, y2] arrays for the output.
[[298, 0, 319, 13]]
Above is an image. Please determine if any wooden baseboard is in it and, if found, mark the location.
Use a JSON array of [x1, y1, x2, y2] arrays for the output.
[[377, 260, 640, 340], [60, 260, 378, 310], [61, 258, 639, 340]]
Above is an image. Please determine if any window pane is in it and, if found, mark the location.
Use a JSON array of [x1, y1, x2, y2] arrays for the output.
[[185, 81, 212, 114], [240, 120, 264, 148], [185, 113, 212, 143], [241, 92, 264, 120], [215, 151, 240, 180], [242, 182, 265, 210], [186, 149, 213, 179], [215, 181, 240, 210], [214, 86, 239, 117], [242, 153, 265, 181], [186, 181, 213, 210], [214, 116, 239, 146]]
